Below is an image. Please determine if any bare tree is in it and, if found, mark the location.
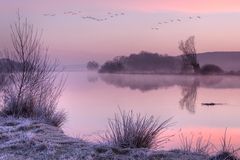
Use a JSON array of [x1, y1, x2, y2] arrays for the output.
[[179, 36, 200, 74], [1, 12, 65, 127]]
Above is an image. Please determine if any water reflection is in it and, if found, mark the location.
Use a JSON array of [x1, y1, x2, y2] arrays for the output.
[[58, 72, 240, 149], [87, 74, 99, 83], [100, 74, 169, 91], [179, 79, 199, 113], [99, 74, 237, 92], [99, 74, 240, 113]]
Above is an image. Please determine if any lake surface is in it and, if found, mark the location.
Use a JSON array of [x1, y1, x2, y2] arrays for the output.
[[58, 71, 240, 150]]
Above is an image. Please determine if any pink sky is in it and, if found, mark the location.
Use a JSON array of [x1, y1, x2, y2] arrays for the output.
[[1, 0, 240, 64], [2, 0, 240, 13]]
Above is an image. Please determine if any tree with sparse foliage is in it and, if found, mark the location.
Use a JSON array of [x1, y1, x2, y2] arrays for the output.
[[99, 58, 125, 73], [179, 36, 200, 74], [87, 61, 99, 70], [1, 12, 65, 127]]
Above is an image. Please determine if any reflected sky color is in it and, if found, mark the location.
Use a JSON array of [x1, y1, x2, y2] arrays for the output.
[[58, 72, 240, 149], [1, 1, 240, 64]]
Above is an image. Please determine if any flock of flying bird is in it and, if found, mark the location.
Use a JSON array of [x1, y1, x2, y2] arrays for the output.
[[151, 16, 202, 30], [43, 11, 202, 29], [43, 11, 125, 22]]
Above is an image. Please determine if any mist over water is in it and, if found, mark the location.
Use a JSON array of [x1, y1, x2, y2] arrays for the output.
[[58, 71, 240, 149]]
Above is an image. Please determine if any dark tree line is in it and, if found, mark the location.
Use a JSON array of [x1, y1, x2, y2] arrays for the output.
[[99, 51, 182, 73], [87, 61, 99, 70], [98, 36, 224, 75]]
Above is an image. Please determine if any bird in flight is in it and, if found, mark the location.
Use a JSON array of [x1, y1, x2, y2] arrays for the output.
[[151, 27, 159, 30]]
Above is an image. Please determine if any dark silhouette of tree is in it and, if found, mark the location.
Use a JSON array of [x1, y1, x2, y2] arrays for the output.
[[200, 64, 223, 75], [1, 12, 65, 127], [99, 51, 181, 73], [99, 60, 124, 73], [179, 36, 200, 74], [179, 79, 199, 113], [87, 61, 99, 70], [99, 56, 126, 73]]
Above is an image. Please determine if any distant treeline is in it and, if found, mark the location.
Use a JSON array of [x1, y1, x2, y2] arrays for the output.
[[99, 51, 182, 74], [0, 59, 23, 73]]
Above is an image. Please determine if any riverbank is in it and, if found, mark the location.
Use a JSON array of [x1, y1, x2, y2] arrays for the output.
[[0, 116, 212, 160]]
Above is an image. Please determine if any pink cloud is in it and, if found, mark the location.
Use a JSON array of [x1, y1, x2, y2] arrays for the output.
[[105, 0, 240, 13]]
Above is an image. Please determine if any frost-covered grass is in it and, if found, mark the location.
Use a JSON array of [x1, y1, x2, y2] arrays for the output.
[[0, 116, 209, 160], [179, 133, 213, 155], [1, 97, 66, 127], [0, 12, 66, 128], [104, 109, 173, 149], [177, 129, 240, 160], [209, 128, 240, 160], [0, 115, 238, 159]]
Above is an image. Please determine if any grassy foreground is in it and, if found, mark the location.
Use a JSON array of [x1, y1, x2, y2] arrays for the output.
[[0, 116, 236, 160]]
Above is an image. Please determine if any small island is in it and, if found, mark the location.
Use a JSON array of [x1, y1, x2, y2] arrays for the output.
[[99, 36, 236, 76]]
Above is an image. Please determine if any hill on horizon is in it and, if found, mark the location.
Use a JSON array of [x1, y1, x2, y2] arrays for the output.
[[197, 51, 240, 71]]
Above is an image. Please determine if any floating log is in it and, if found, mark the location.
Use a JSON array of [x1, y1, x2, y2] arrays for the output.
[[201, 103, 224, 106]]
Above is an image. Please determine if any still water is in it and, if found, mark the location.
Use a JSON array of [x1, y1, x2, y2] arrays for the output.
[[58, 71, 240, 149]]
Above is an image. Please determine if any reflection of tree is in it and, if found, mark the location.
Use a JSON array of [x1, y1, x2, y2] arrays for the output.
[[87, 75, 98, 83], [100, 74, 176, 92], [179, 79, 199, 114], [100, 74, 238, 92]]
